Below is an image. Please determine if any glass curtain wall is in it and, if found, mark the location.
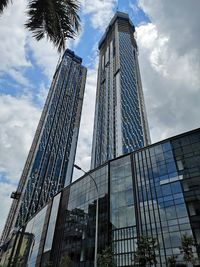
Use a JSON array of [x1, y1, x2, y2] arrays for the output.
[[110, 156, 136, 266], [171, 132, 200, 255], [43, 193, 61, 255], [133, 142, 193, 266], [60, 165, 109, 266], [2, 130, 200, 267], [26, 206, 47, 267], [109, 136, 200, 267]]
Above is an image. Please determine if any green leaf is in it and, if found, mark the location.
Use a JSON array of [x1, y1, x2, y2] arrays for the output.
[[0, 0, 11, 13], [25, 0, 81, 53]]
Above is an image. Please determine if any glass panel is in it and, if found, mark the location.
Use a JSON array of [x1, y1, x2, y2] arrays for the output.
[[26, 206, 47, 267], [43, 193, 61, 252], [110, 156, 135, 229], [60, 164, 108, 264]]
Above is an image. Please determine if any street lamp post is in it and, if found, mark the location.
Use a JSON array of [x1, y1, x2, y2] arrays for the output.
[[74, 164, 99, 267]]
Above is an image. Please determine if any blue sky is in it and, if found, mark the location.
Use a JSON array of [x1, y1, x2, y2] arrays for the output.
[[0, 0, 200, 235]]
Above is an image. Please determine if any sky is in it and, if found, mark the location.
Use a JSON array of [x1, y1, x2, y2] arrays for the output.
[[0, 0, 200, 236]]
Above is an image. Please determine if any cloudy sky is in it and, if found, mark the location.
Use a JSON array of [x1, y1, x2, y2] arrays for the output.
[[0, 0, 200, 235]]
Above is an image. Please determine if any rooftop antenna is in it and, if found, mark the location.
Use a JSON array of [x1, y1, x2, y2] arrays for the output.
[[116, 0, 119, 11]]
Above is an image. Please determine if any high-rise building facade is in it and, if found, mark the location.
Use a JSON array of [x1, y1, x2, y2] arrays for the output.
[[0, 50, 87, 245], [1, 128, 200, 267], [91, 12, 151, 169]]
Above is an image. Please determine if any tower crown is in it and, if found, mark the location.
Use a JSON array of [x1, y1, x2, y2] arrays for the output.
[[99, 11, 135, 50]]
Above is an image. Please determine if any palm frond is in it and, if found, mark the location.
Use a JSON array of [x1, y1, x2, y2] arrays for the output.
[[0, 0, 11, 13], [25, 0, 81, 53]]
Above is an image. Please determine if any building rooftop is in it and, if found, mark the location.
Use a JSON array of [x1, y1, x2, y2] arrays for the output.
[[98, 11, 135, 49], [63, 49, 82, 63]]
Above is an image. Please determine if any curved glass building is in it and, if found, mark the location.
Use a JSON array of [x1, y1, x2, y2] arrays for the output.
[[1, 128, 200, 266]]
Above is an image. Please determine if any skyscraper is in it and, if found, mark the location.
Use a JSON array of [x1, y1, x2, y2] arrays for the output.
[[91, 12, 151, 169], [1, 50, 87, 245]]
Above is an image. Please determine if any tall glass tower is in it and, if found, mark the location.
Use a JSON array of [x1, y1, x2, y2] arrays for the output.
[[1, 50, 87, 244], [91, 12, 151, 169]]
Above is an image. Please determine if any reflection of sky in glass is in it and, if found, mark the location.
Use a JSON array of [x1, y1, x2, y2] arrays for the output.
[[60, 165, 108, 263], [68, 165, 108, 212], [110, 156, 135, 229], [44, 193, 61, 252], [135, 141, 193, 264], [109, 138, 200, 266], [110, 156, 137, 266], [14, 131, 200, 266], [119, 32, 144, 152], [26, 206, 47, 267]]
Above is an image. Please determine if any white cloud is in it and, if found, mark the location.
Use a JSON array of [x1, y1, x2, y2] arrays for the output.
[[0, 182, 16, 236], [36, 82, 49, 106], [139, 0, 200, 56], [8, 69, 31, 87], [28, 37, 59, 80], [73, 66, 98, 179], [135, 0, 200, 143], [129, 1, 140, 14], [0, 0, 31, 82], [0, 94, 41, 181], [28, 33, 84, 83], [69, 21, 85, 49], [0, 0, 85, 85], [27, 11, 84, 82], [81, 0, 117, 31]]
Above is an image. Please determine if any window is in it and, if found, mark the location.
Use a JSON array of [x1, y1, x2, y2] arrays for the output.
[[171, 182, 182, 194]]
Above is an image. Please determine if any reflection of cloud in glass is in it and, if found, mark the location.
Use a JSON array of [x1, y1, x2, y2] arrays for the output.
[[25, 206, 47, 266], [139, 197, 193, 257], [44, 193, 61, 252]]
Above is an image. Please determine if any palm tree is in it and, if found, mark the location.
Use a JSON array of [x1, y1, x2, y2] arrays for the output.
[[0, 0, 80, 53], [0, 0, 9, 13]]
